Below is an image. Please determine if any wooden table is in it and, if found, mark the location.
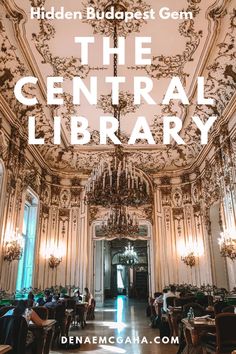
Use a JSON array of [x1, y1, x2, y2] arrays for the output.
[[0, 346, 12, 354], [29, 319, 56, 354], [182, 318, 216, 347]]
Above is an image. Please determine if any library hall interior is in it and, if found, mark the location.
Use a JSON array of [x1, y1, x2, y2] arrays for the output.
[[0, 0, 236, 353]]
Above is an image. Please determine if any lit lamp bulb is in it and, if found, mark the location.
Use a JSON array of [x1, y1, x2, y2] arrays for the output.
[[42, 242, 64, 269], [179, 240, 204, 267], [3, 228, 23, 262], [218, 229, 236, 261]]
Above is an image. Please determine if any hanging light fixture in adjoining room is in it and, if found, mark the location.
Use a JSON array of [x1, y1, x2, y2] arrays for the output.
[[3, 229, 23, 262], [218, 229, 236, 261], [119, 242, 139, 266], [101, 206, 139, 238]]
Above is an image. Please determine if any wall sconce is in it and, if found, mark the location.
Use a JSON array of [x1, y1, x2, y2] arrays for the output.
[[42, 241, 64, 269], [3, 229, 23, 262], [48, 254, 62, 269], [218, 229, 236, 261], [179, 240, 204, 268], [181, 252, 196, 267]]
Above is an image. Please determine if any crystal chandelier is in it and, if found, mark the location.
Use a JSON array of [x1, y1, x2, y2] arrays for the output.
[[119, 242, 138, 266], [218, 230, 236, 261], [101, 206, 139, 238], [85, 147, 151, 207], [85, 1, 152, 209]]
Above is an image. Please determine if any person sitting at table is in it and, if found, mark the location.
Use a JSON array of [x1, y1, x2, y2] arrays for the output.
[[154, 289, 168, 305], [4, 300, 44, 325], [150, 289, 168, 328], [4, 300, 44, 346], [74, 290, 83, 303], [44, 289, 53, 303], [162, 285, 178, 313], [84, 288, 93, 305], [44, 295, 60, 309], [37, 289, 53, 306]]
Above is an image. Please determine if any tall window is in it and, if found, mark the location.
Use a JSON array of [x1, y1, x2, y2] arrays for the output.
[[117, 265, 125, 291], [16, 190, 38, 290]]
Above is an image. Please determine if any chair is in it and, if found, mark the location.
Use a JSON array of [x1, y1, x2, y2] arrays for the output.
[[214, 301, 228, 315], [0, 315, 31, 354], [174, 296, 195, 307], [55, 303, 66, 334], [64, 299, 76, 325], [0, 306, 15, 317], [47, 307, 56, 319], [196, 295, 214, 308], [166, 296, 176, 308], [32, 306, 48, 320], [221, 306, 235, 313], [201, 313, 236, 354], [87, 299, 96, 320], [51, 303, 66, 349], [161, 297, 177, 338], [65, 299, 76, 310]]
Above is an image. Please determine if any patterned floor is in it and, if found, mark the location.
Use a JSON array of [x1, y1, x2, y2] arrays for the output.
[[51, 296, 178, 354]]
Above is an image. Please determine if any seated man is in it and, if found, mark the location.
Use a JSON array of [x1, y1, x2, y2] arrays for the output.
[[5, 300, 44, 325], [74, 290, 83, 303], [4, 300, 44, 346], [36, 289, 52, 306], [162, 285, 178, 313], [44, 295, 60, 309]]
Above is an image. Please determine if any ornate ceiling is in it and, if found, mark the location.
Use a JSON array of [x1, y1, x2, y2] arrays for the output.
[[0, 0, 235, 175]]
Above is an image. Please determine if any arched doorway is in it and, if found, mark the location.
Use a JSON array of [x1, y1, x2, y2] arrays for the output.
[[109, 239, 149, 299], [92, 220, 154, 307]]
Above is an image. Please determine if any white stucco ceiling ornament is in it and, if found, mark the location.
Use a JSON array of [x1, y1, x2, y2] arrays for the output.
[[129, 0, 203, 83], [0, 0, 235, 175]]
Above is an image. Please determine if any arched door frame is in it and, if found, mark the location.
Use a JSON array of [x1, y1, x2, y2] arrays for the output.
[[91, 219, 155, 306]]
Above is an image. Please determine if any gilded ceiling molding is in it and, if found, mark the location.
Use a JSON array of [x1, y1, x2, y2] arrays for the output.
[[0, 9, 54, 152], [130, 0, 202, 83], [0, 120, 8, 162], [29, 0, 93, 79], [0, 0, 235, 176], [128, 8, 236, 173], [2, 0, 24, 25], [98, 91, 139, 116], [208, 0, 228, 20]]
